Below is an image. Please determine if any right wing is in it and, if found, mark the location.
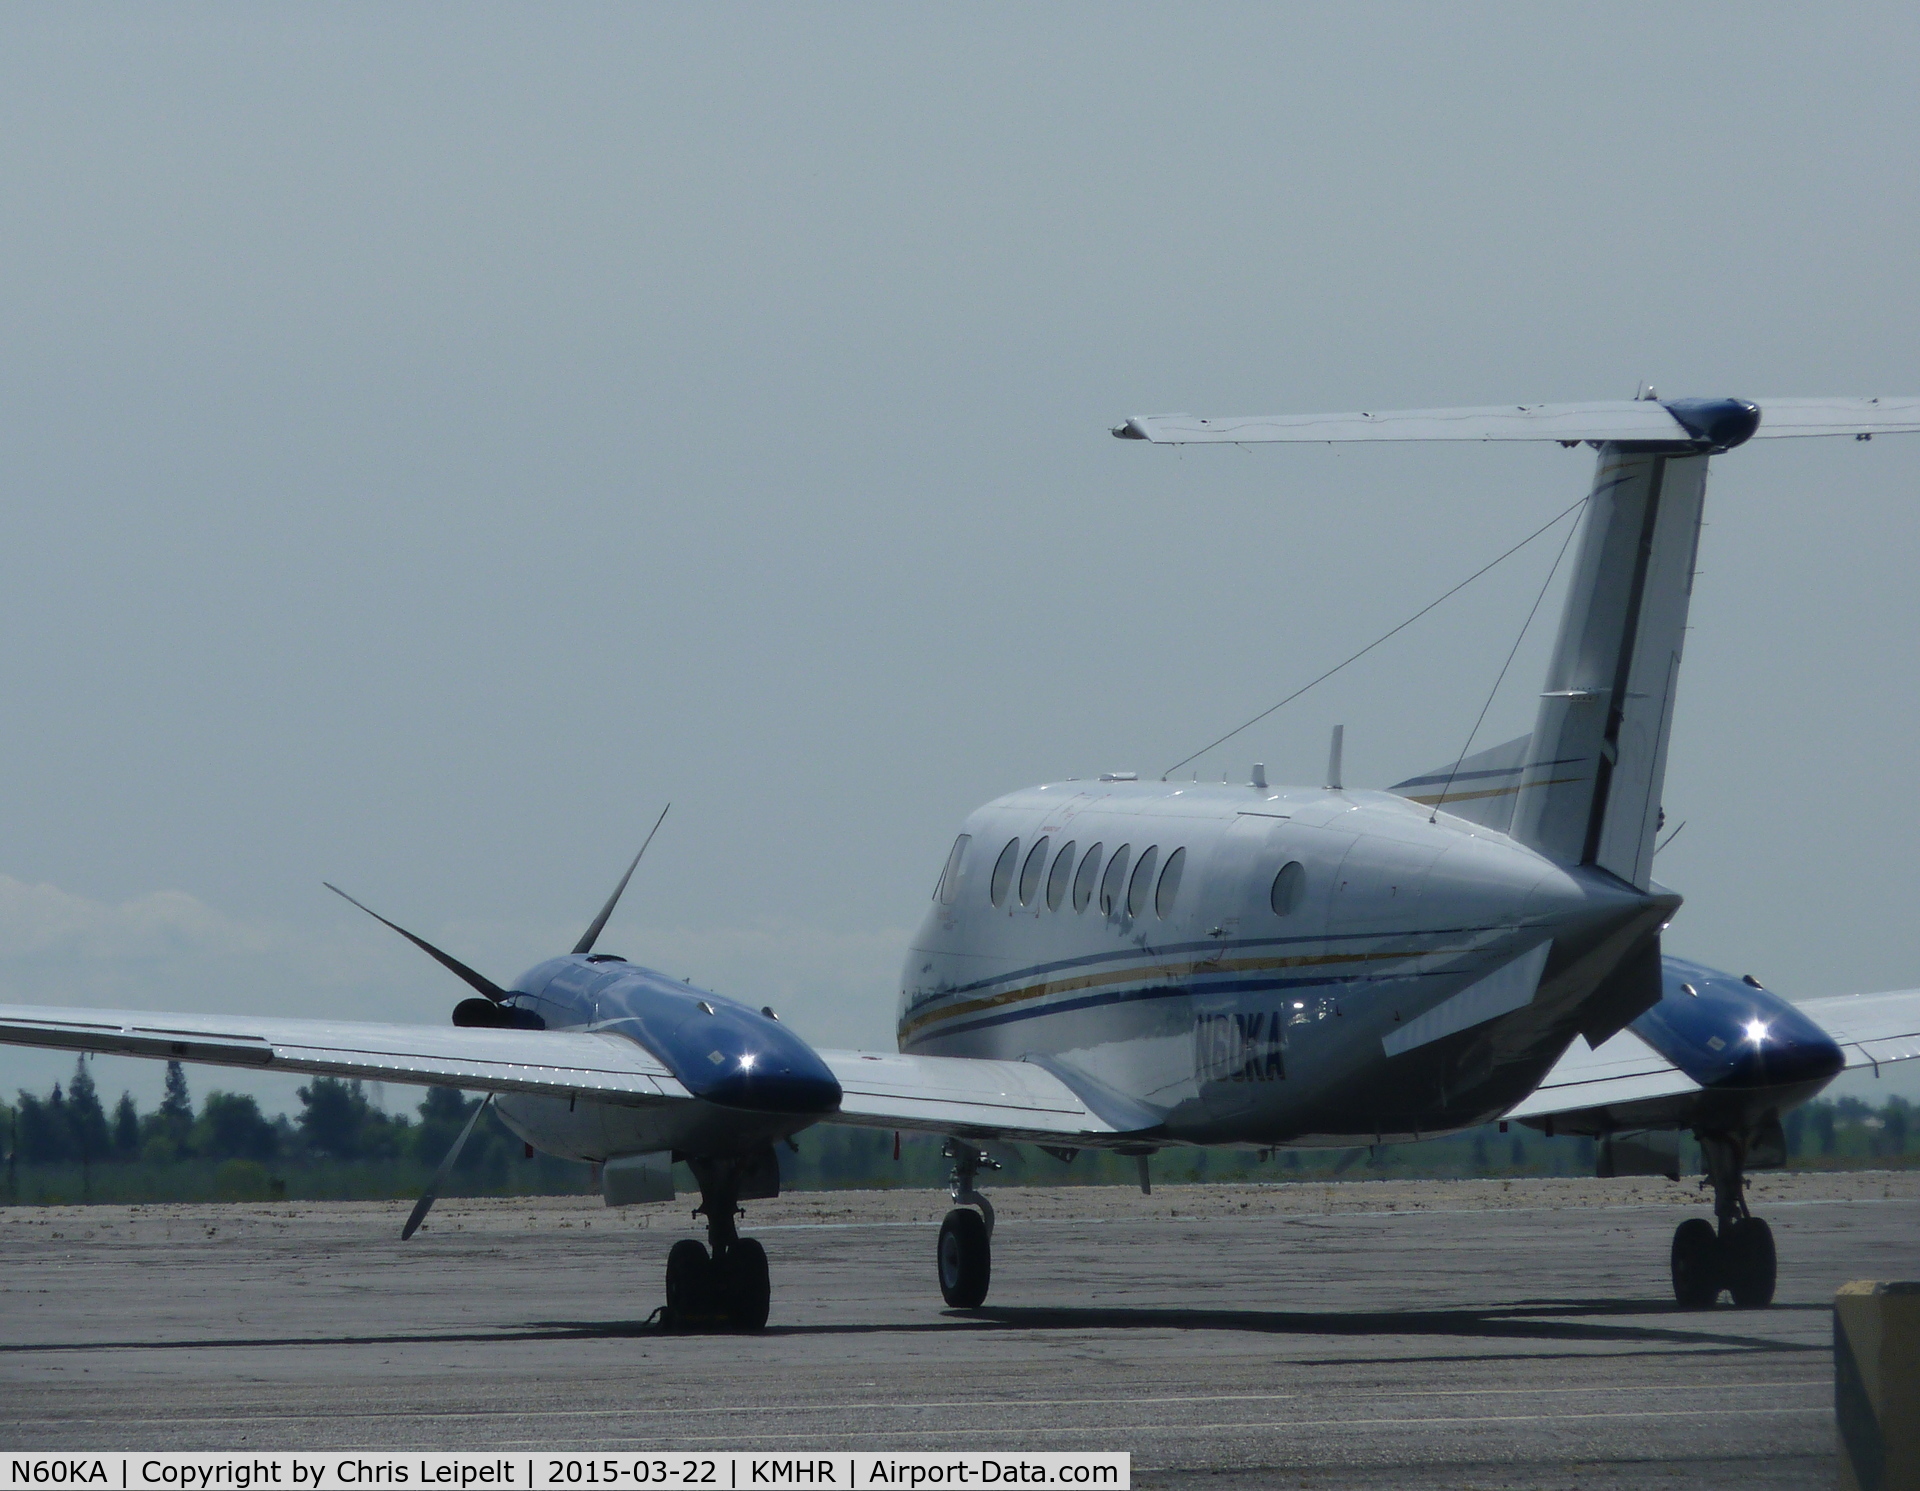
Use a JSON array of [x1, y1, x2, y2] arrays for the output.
[[0, 1001, 1132, 1144], [0, 1002, 690, 1105]]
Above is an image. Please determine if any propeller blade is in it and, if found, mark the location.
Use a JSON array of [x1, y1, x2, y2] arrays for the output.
[[324, 882, 513, 1004], [402, 1092, 494, 1241], [572, 803, 670, 956]]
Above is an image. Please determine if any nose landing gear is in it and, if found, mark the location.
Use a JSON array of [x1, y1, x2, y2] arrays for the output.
[[1669, 1131, 1777, 1310], [661, 1156, 773, 1331], [936, 1140, 997, 1308]]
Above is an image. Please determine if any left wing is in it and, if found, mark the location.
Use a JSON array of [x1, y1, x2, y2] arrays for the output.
[[1503, 1027, 1699, 1122], [1790, 989, 1920, 1074], [1506, 987, 1920, 1129], [818, 1049, 1121, 1143]]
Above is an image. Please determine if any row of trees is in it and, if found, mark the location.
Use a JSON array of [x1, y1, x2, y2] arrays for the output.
[[5, 1059, 1913, 1201], [4, 1057, 526, 1174]]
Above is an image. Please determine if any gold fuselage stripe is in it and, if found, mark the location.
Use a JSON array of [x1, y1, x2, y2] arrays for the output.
[[900, 941, 1475, 1041]]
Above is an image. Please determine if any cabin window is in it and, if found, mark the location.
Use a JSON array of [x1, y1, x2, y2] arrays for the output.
[[1127, 845, 1160, 918], [1072, 843, 1103, 912], [1046, 840, 1077, 911], [989, 838, 1020, 908], [1099, 844, 1132, 915], [935, 834, 971, 905], [1018, 837, 1050, 906], [1155, 846, 1187, 918], [1270, 860, 1305, 915]]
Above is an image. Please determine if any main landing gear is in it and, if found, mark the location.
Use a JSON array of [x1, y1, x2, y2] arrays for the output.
[[937, 1140, 998, 1309], [661, 1156, 772, 1332], [1670, 1131, 1776, 1310]]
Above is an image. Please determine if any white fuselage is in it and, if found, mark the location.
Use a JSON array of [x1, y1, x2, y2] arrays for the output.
[[899, 777, 1667, 1147]]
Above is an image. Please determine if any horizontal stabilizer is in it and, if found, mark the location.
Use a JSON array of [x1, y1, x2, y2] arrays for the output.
[[1745, 396, 1920, 439], [1389, 733, 1544, 834], [1114, 396, 1919, 447]]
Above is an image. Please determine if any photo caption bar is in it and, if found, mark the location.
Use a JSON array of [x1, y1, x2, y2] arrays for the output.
[[4, 1455, 1128, 1491]]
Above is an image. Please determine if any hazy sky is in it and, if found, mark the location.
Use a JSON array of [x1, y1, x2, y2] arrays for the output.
[[3, 3, 1917, 1115]]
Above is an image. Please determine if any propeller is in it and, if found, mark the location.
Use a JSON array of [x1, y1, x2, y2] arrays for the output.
[[573, 803, 670, 956], [401, 1093, 494, 1240], [324, 882, 516, 1004]]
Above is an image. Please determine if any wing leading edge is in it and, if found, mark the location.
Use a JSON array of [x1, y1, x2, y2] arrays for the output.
[[0, 1002, 690, 1105], [0, 1002, 1128, 1143], [1507, 987, 1920, 1127]]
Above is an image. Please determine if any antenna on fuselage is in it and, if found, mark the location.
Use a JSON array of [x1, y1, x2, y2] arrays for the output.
[[1325, 725, 1344, 791], [573, 803, 671, 956]]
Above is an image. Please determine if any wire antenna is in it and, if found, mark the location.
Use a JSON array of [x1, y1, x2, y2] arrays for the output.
[[1427, 498, 1588, 822], [1162, 493, 1592, 778]]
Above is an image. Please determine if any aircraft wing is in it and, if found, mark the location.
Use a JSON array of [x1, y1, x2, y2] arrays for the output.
[[816, 1049, 1123, 1143], [1505, 987, 1920, 1127], [1502, 1028, 1699, 1121], [1789, 989, 1920, 1073], [0, 1002, 1130, 1143], [0, 1002, 691, 1105]]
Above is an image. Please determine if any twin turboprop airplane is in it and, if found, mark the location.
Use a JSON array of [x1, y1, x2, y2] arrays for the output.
[[6, 392, 1920, 1328]]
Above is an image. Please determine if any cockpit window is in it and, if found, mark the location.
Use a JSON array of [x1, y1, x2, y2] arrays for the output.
[[1072, 843, 1103, 912], [1127, 845, 1160, 919], [989, 838, 1020, 908], [1019, 837, 1050, 907], [1046, 841, 1077, 911], [1155, 846, 1187, 918], [935, 834, 971, 905], [1099, 844, 1132, 915], [1270, 860, 1305, 916]]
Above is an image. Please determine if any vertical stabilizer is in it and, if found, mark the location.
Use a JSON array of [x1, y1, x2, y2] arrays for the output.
[[1509, 447, 1711, 888]]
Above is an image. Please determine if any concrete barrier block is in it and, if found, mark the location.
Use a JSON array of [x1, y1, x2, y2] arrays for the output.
[[1836, 1280, 1920, 1490]]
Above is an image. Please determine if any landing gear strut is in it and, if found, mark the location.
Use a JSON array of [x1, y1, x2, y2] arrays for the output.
[[1669, 1130, 1776, 1310], [937, 1140, 997, 1308], [661, 1156, 771, 1331]]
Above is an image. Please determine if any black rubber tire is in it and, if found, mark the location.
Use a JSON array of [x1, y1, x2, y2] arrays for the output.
[[721, 1237, 771, 1331], [1671, 1217, 1721, 1309], [937, 1207, 991, 1308], [664, 1239, 714, 1328], [1721, 1217, 1777, 1309]]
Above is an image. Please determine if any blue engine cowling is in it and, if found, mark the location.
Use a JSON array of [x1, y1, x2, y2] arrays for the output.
[[1633, 955, 1844, 1093]]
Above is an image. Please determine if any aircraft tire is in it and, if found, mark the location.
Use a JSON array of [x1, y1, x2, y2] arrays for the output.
[[722, 1238, 771, 1331], [665, 1239, 714, 1329], [1721, 1217, 1777, 1309], [937, 1207, 990, 1308], [1670, 1218, 1721, 1309]]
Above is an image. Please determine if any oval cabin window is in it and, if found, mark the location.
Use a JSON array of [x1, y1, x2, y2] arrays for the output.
[[1072, 843, 1103, 912], [1099, 844, 1132, 915], [1270, 860, 1306, 916], [1046, 841, 1077, 911], [1155, 846, 1186, 918], [1018, 836, 1050, 906], [935, 834, 970, 905], [990, 838, 1020, 908], [1127, 845, 1160, 919]]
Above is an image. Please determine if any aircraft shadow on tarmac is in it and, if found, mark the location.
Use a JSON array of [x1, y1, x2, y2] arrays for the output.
[[6, 1300, 1827, 1357]]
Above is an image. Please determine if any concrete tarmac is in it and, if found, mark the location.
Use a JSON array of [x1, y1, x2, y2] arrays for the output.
[[5, 1173, 1918, 1489]]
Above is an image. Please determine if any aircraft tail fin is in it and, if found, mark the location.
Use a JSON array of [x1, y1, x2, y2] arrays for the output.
[[1507, 448, 1710, 888]]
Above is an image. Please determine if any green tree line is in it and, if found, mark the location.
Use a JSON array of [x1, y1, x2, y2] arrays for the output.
[[4, 1059, 1912, 1205], [2, 1057, 589, 1204]]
